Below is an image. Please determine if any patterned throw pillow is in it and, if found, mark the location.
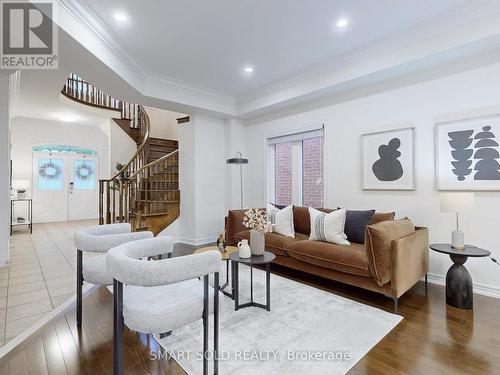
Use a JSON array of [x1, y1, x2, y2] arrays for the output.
[[266, 203, 295, 237], [309, 207, 350, 245]]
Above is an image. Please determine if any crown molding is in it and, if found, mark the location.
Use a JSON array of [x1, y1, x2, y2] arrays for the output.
[[235, 0, 500, 117], [54, 0, 500, 120], [55, 0, 236, 115]]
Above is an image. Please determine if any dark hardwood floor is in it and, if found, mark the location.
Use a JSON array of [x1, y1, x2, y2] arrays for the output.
[[1, 253, 499, 374]]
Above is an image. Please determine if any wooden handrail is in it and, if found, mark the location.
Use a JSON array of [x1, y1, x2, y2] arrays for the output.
[[128, 149, 178, 180], [111, 105, 151, 180], [64, 72, 180, 232]]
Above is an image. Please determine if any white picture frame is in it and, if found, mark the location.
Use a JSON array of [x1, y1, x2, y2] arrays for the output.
[[435, 114, 500, 191], [362, 126, 415, 190]]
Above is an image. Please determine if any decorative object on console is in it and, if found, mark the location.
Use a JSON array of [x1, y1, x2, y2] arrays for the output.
[[266, 203, 294, 237], [345, 209, 376, 244], [226, 152, 249, 208], [250, 229, 265, 256], [242, 208, 272, 255], [216, 231, 226, 253], [440, 192, 475, 249], [237, 239, 251, 258], [436, 114, 500, 190], [309, 207, 350, 245], [362, 126, 415, 190], [16, 189, 26, 199]]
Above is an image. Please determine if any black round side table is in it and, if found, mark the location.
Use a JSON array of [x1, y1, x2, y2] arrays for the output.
[[429, 243, 490, 309], [230, 251, 276, 311]]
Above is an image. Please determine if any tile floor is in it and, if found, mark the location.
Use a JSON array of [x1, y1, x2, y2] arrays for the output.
[[2, 220, 97, 346]]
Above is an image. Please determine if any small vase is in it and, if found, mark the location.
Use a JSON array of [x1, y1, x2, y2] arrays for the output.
[[250, 229, 265, 256]]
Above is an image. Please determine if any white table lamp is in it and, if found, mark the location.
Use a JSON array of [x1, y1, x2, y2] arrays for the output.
[[440, 192, 475, 249]]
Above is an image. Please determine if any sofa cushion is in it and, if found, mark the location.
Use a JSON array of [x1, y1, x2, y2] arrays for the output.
[[233, 230, 307, 257], [267, 203, 295, 237], [293, 206, 310, 236], [309, 207, 350, 245], [286, 240, 371, 277], [345, 209, 375, 244], [365, 218, 415, 286], [293, 206, 336, 236], [372, 212, 395, 224]]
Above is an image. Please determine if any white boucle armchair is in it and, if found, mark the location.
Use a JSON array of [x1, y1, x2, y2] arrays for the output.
[[74, 223, 154, 328], [106, 237, 221, 375]]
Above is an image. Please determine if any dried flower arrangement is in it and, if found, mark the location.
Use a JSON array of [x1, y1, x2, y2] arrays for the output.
[[242, 209, 272, 232]]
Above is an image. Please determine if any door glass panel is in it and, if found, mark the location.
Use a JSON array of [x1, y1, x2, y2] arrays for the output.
[[38, 159, 63, 191], [74, 160, 96, 190]]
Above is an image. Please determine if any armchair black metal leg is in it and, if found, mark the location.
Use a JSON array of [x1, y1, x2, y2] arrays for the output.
[[214, 272, 219, 375], [76, 249, 83, 328], [113, 279, 124, 375], [425, 274, 428, 291], [203, 275, 209, 375]]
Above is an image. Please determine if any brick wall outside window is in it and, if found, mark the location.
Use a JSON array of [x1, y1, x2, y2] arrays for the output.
[[302, 136, 324, 207], [275, 142, 292, 205]]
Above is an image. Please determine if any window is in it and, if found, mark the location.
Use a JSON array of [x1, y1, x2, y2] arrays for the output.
[[274, 142, 293, 206], [38, 159, 63, 191], [268, 127, 324, 207], [302, 136, 324, 207], [74, 160, 96, 190]]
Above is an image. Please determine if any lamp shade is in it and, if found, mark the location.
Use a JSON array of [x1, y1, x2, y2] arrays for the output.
[[226, 152, 248, 164], [440, 192, 475, 213], [226, 157, 248, 164]]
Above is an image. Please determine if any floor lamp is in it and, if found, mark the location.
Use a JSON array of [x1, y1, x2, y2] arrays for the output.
[[226, 152, 248, 209]]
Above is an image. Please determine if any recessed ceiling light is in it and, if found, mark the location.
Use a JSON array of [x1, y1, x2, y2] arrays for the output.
[[244, 66, 254, 73], [336, 18, 348, 28], [113, 12, 128, 22]]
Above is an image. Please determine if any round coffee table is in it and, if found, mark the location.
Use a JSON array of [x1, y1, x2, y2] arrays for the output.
[[230, 251, 276, 312], [194, 246, 238, 296], [429, 243, 491, 309]]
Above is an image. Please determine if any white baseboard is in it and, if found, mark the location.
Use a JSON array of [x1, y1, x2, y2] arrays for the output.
[[426, 273, 500, 300], [176, 236, 217, 246]]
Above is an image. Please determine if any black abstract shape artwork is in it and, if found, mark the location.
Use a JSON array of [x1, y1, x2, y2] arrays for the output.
[[448, 130, 473, 181], [372, 138, 403, 181], [473, 126, 500, 180]]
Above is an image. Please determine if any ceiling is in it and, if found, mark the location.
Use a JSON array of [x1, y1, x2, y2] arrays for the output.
[[77, 0, 471, 98], [14, 69, 114, 127]]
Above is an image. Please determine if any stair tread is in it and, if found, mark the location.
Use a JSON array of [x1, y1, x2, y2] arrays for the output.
[[140, 212, 170, 217]]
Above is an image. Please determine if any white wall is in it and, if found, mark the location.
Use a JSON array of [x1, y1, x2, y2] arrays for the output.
[[108, 119, 136, 177], [0, 74, 11, 267], [243, 62, 500, 298], [10, 117, 110, 185], [145, 107, 184, 141], [176, 114, 227, 244]]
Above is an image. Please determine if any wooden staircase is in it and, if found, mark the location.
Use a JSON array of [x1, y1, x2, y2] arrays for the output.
[[62, 74, 180, 235]]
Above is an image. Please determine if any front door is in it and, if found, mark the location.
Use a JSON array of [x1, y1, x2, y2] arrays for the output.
[[69, 156, 99, 221], [32, 152, 99, 223]]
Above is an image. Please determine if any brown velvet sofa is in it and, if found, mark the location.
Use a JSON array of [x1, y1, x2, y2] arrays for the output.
[[225, 206, 429, 312]]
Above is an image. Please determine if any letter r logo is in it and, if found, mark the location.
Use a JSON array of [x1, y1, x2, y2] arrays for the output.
[[2, 2, 53, 54]]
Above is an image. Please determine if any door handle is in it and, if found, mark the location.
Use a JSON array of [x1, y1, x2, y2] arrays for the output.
[[69, 182, 74, 194]]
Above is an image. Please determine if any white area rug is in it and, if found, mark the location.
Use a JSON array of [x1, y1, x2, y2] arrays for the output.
[[155, 266, 402, 375]]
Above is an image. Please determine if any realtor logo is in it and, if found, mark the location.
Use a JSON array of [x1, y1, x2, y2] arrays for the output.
[[1, 0, 58, 69]]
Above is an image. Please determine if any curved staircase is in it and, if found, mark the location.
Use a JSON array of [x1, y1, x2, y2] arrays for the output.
[[62, 74, 180, 235]]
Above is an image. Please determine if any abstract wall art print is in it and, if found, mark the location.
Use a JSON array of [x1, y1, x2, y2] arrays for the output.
[[436, 115, 500, 190], [362, 126, 415, 190]]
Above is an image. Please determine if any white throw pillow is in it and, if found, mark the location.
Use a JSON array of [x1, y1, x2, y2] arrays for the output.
[[309, 207, 350, 245], [266, 203, 295, 237]]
